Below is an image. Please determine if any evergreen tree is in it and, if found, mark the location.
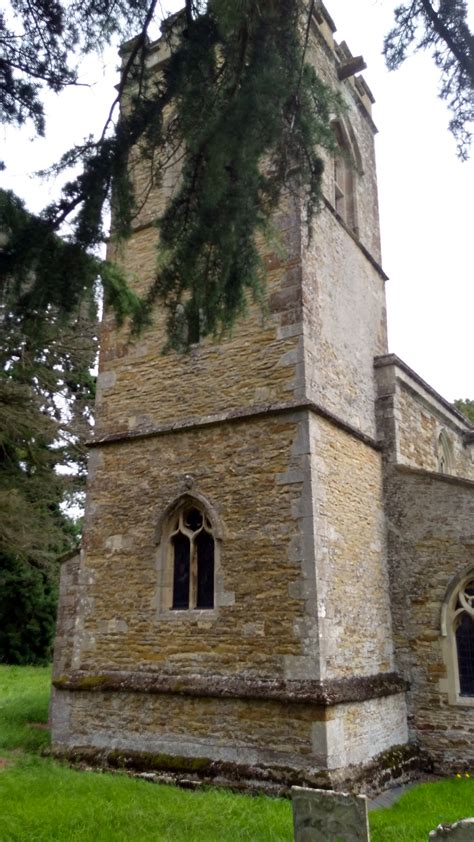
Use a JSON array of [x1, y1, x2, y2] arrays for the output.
[[455, 398, 474, 424], [2, 1, 472, 345], [0, 195, 99, 663], [384, 0, 474, 159]]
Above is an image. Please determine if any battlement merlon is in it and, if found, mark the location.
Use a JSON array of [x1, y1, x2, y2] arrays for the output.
[[119, 2, 377, 126]]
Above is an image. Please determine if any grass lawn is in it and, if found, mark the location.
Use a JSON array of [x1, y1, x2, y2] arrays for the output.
[[1, 666, 474, 841]]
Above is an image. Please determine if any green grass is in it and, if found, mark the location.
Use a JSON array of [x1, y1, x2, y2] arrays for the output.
[[0, 664, 51, 753], [0, 665, 293, 841], [370, 777, 474, 841], [0, 754, 294, 842], [1, 665, 474, 841]]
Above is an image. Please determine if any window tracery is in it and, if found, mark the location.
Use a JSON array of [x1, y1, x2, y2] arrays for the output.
[[170, 505, 215, 610], [442, 568, 474, 704], [453, 580, 474, 696]]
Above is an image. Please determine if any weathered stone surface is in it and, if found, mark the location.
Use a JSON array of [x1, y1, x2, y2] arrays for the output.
[[375, 355, 474, 481], [292, 787, 370, 842], [429, 819, 474, 839], [51, 4, 418, 792], [375, 355, 474, 773]]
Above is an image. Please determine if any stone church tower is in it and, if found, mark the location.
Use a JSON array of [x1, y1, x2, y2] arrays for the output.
[[51, 3, 474, 791]]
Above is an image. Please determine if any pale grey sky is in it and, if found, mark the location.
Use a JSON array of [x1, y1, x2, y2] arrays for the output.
[[1, 0, 472, 401]]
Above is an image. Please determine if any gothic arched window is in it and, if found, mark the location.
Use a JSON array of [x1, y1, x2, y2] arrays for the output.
[[442, 569, 474, 704], [332, 122, 358, 235], [437, 429, 453, 474], [453, 579, 474, 696], [170, 505, 215, 610]]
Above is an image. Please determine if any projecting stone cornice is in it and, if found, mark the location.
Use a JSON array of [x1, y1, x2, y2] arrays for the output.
[[88, 398, 382, 452], [53, 670, 408, 707]]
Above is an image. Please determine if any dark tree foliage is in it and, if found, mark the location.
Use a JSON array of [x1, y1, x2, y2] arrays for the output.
[[0, 190, 145, 328], [384, 0, 474, 159], [31, 0, 342, 349], [0, 0, 151, 137], [142, 1, 341, 348], [455, 398, 474, 423], [2, 0, 342, 349], [0, 193, 99, 663], [0, 554, 59, 665]]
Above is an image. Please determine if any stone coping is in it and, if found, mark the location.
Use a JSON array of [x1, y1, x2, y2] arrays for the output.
[[53, 670, 407, 707], [394, 463, 474, 491], [374, 354, 474, 433]]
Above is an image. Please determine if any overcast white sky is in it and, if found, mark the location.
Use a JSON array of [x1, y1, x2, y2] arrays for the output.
[[1, 0, 472, 401]]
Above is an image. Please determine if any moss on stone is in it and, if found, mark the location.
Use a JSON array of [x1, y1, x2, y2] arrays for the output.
[[106, 749, 212, 774], [53, 675, 108, 690]]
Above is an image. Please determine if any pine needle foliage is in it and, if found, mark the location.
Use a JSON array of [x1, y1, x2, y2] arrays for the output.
[[0, 190, 146, 329], [35, 1, 342, 350], [0, 203, 100, 663], [0, 0, 151, 138], [146, 1, 341, 349], [384, 0, 474, 159]]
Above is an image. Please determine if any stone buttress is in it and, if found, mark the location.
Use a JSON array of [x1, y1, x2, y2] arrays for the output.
[[51, 4, 414, 792]]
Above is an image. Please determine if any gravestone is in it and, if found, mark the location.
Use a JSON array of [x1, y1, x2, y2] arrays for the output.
[[429, 819, 474, 839], [291, 787, 370, 842]]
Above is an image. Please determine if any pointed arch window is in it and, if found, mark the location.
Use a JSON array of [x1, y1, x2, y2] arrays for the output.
[[332, 122, 358, 234], [442, 569, 474, 704], [453, 579, 474, 696], [437, 429, 453, 474], [170, 505, 215, 610]]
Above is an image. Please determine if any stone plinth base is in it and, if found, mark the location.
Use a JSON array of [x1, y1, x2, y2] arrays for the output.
[[51, 674, 420, 795]]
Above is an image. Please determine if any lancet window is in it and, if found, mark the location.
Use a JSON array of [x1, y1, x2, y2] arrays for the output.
[[437, 429, 453, 474], [170, 505, 215, 610], [332, 122, 358, 234]]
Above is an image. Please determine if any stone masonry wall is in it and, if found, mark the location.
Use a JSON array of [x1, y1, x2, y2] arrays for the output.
[[53, 553, 80, 676], [310, 415, 395, 680], [51, 686, 408, 779], [303, 210, 387, 440], [375, 356, 474, 480], [68, 413, 314, 679], [309, 21, 382, 262], [303, 23, 387, 440], [395, 386, 474, 478], [97, 15, 387, 445], [97, 200, 304, 440], [383, 467, 474, 770], [51, 7, 411, 789]]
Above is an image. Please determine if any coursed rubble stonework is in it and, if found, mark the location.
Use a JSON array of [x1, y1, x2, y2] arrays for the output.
[[52, 1, 474, 794]]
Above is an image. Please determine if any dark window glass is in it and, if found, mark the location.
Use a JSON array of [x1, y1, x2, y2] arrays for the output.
[[185, 508, 203, 532], [172, 532, 190, 609], [196, 530, 214, 609], [456, 612, 474, 696]]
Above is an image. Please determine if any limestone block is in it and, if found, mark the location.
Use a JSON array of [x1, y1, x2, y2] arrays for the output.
[[429, 819, 474, 839], [292, 787, 370, 842]]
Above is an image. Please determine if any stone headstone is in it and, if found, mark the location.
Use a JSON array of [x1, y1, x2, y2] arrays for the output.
[[291, 786, 370, 842], [429, 819, 474, 840]]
